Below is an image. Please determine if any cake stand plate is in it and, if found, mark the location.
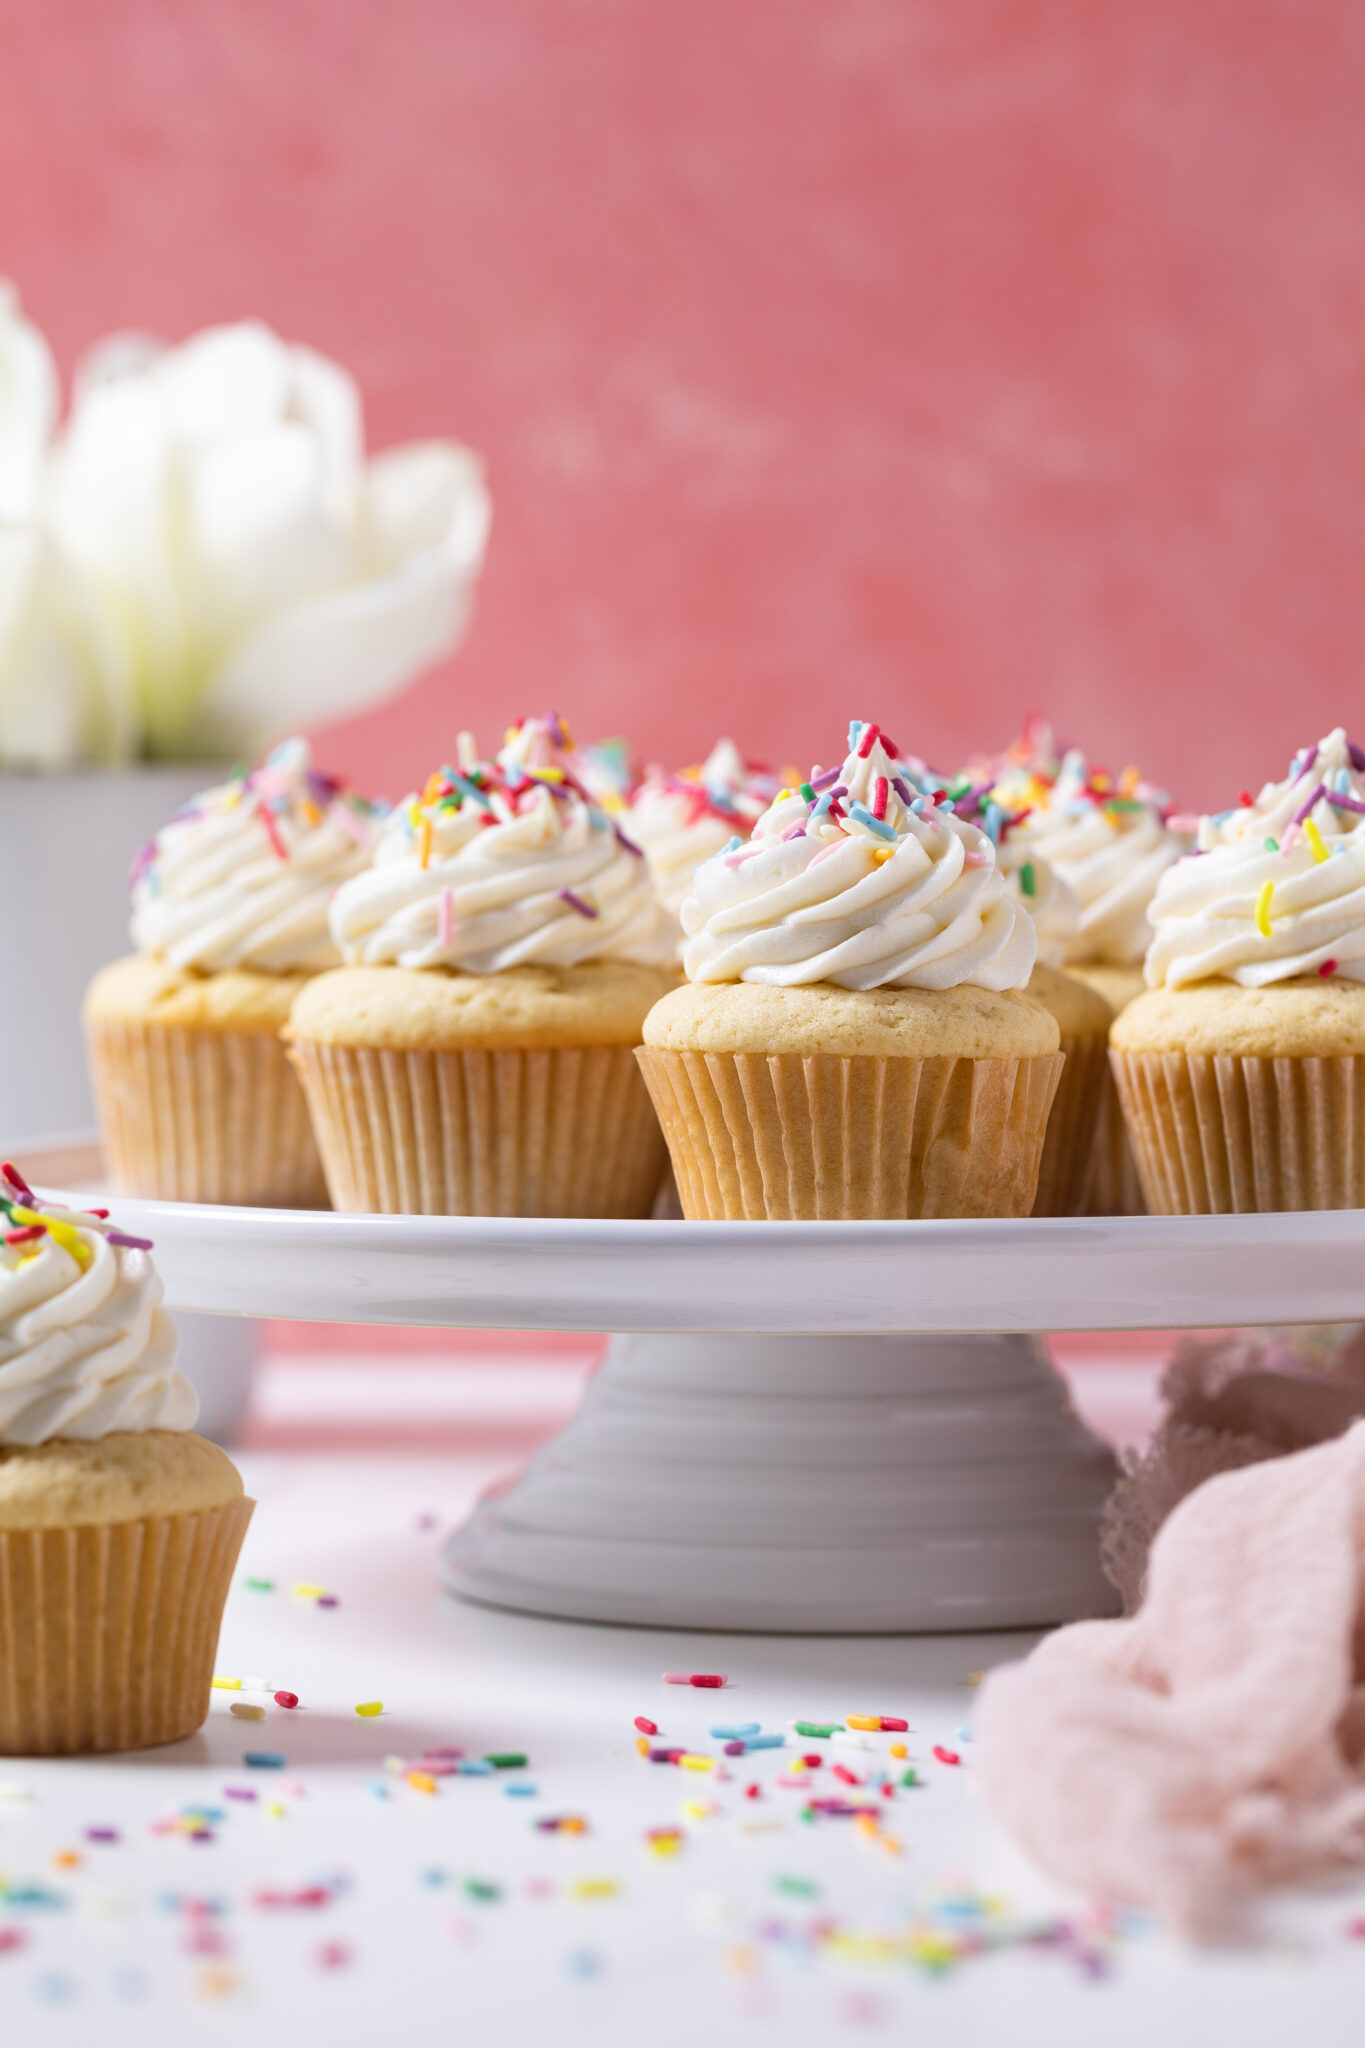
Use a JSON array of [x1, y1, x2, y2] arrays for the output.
[[19, 1138, 1365, 1632]]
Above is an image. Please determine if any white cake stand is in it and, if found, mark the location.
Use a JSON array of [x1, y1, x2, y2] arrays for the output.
[[22, 1138, 1365, 1633]]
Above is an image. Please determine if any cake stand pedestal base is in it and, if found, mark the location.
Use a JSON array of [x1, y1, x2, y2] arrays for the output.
[[442, 1333, 1120, 1632]]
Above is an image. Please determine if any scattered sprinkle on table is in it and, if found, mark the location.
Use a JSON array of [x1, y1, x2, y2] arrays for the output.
[[229, 1703, 265, 1721], [274, 1691, 299, 1710], [243, 1753, 286, 1769], [354, 1701, 384, 1718], [662, 1672, 727, 1688]]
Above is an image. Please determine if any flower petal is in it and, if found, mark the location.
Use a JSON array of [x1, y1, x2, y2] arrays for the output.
[[0, 282, 59, 523]]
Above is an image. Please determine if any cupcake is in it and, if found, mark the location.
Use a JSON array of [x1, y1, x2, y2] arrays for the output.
[[1111, 728, 1365, 1212], [977, 729, 1188, 1213], [636, 720, 1063, 1220], [85, 739, 382, 1207], [624, 739, 779, 958], [288, 715, 676, 1216], [0, 1162, 251, 1754]]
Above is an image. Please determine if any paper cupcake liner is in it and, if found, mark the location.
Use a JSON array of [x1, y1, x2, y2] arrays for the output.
[[1110, 1050, 1365, 1213], [87, 1017, 327, 1208], [290, 1041, 668, 1217], [0, 1497, 253, 1756], [1031, 1034, 1111, 1218], [1082, 1066, 1147, 1216], [634, 1048, 1064, 1220]]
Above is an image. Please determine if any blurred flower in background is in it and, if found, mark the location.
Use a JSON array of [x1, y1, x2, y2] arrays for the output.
[[0, 284, 490, 767]]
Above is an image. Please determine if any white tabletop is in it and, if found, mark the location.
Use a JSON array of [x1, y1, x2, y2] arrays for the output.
[[3, 1416, 1365, 2048]]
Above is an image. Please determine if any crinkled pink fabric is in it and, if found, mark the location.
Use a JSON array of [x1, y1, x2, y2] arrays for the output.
[[976, 1420, 1365, 1935]]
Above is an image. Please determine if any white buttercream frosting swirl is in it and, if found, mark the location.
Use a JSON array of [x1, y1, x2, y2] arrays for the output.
[[626, 738, 779, 953], [983, 746, 1185, 966], [130, 737, 383, 974], [0, 1181, 196, 1446], [331, 715, 672, 971], [681, 721, 1037, 990], [1145, 727, 1365, 988]]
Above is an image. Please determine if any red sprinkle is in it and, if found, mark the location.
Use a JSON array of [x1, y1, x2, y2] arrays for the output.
[[744, 1783, 762, 1800], [878, 1717, 909, 1733], [1, 1162, 34, 1202], [661, 1672, 727, 1689], [932, 1744, 961, 1766], [260, 807, 289, 861], [274, 1691, 299, 1710], [801, 1753, 823, 1769], [856, 722, 881, 759], [1238, 790, 1255, 807], [1320, 959, 1339, 977], [4, 1226, 45, 1246], [634, 1716, 658, 1736], [832, 1763, 860, 1786], [871, 776, 889, 822]]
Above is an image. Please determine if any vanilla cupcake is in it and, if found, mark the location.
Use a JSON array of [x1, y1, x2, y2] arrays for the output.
[[636, 720, 1062, 1220], [85, 739, 382, 1207], [624, 739, 779, 958], [0, 1163, 250, 1753], [288, 716, 675, 1216], [1112, 727, 1365, 1212]]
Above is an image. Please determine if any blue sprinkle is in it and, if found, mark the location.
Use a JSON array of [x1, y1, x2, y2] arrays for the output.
[[243, 1751, 286, 1769], [711, 835, 743, 861], [456, 1759, 495, 1777], [937, 798, 955, 814], [710, 1722, 761, 1739], [955, 1725, 973, 1743], [504, 1783, 538, 1798], [811, 792, 833, 820], [847, 720, 862, 753], [365, 1778, 391, 1800], [848, 801, 897, 842], [567, 1949, 604, 1980], [32, 1972, 77, 2006], [741, 1732, 787, 1752], [1210, 808, 1236, 825], [910, 797, 926, 814], [420, 1868, 449, 1888]]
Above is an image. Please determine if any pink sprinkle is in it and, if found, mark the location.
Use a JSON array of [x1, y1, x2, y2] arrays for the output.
[[438, 886, 454, 948], [932, 1744, 960, 1766], [808, 841, 846, 867], [660, 1671, 727, 1688], [722, 845, 761, 869], [259, 807, 289, 861], [963, 848, 990, 868]]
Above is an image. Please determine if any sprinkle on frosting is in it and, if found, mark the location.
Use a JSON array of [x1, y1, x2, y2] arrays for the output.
[[679, 721, 1037, 992], [623, 739, 783, 956], [1145, 727, 1365, 988]]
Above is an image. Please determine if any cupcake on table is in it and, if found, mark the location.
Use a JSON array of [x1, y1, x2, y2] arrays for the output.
[[85, 739, 383, 1208], [973, 723, 1189, 1214], [288, 715, 676, 1217], [1112, 727, 1365, 1213], [623, 739, 780, 959], [635, 719, 1064, 1220], [0, 1162, 250, 1754]]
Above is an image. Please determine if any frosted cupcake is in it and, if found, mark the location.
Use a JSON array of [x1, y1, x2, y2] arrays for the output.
[[624, 739, 779, 958], [636, 721, 1063, 1220], [288, 716, 676, 1216], [0, 1162, 250, 1753], [85, 738, 382, 1207], [1112, 729, 1365, 1211]]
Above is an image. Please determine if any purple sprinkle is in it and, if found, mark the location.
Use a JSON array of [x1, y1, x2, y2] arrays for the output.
[[317, 1594, 339, 1609], [809, 766, 841, 793], [613, 825, 644, 858], [891, 776, 913, 804], [1349, 742, 1365, 774], [1330, 791, 1365, 816], [826, 784, 849, 802], [780, 823, 807, 842], [558, 889, 599, 919], [1291, 781, 1327, 827], [224, 1788, 258, 1801], [106, 1231, 154, 1251], [723, 1740, 746, 1756], [85, 1827, 120, 1843]]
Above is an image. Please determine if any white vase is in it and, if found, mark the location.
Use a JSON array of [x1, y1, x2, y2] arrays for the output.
[[0, 766, 211, 1139]]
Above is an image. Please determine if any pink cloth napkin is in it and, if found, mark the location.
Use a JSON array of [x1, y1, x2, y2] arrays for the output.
[[976, 1420, 1365, 1934]]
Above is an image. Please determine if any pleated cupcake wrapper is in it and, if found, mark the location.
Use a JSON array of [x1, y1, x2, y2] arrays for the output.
[[0, 1497, 253, 1756], [290, 1040, 669, 1217], [1110, 1050, 1365, 1214], [1032, 1034, 1111, 1218], [1083, 1065, 1147, 1217], [87, 1016, 327, 1208], [634, 1047, 1065, 1220]]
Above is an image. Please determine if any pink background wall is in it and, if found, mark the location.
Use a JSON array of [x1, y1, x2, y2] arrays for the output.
[[7, 1, 1365, 811]]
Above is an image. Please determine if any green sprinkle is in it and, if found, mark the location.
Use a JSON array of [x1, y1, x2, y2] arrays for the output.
[[1264, 837, 1279, 852], [245, 1576, 275, 1592], [774, 1875, 819, 1898], [463, 1878, 502, 1903], [1019, 861, 1037, 898], [900, 1767, 920, 1788], [798, 782, 816, 804], [484, 1752, 528, 1770], [793, 1721, 842, 1739]]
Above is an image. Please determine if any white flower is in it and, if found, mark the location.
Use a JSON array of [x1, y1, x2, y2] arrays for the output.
[[0, 296, 491, 765], [0, 282, 57, 523]]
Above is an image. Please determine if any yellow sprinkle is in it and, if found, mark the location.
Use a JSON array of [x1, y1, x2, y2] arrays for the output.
[[872, 845, 895, 864], [647, 1834, 682, 1857], [406, 1770, 437, 1794], [300, 799, 322, 828], [52, 1849, 81, 1870], [229, 1702, 265, 1721], [964, 1671, 983, 1688], [677, 1753, 715, 1772], [1256, 878, 1275, 939], [773, 787, 793, 805], [635, 1736, 650, 1756], [354, 1701, 384, 1718], [11, 1208, 91, 1269], [293, 1583, 326, 1598], [532, 765, 564, 782], [1305, 817, 1329, 864], [889, 1741, 907, 1759], [212, 1676, 242, 1691], [681, 1799, 720, 1820], [789, 1758, 806, 1774], [408, 799, 422, 829], [569, 1878, 619, 1901], [846, 1715, 881, 1731], [420, 815, 433, 869], [557, 1815, 587, 1835], [265, 1802, 286, 1820]]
